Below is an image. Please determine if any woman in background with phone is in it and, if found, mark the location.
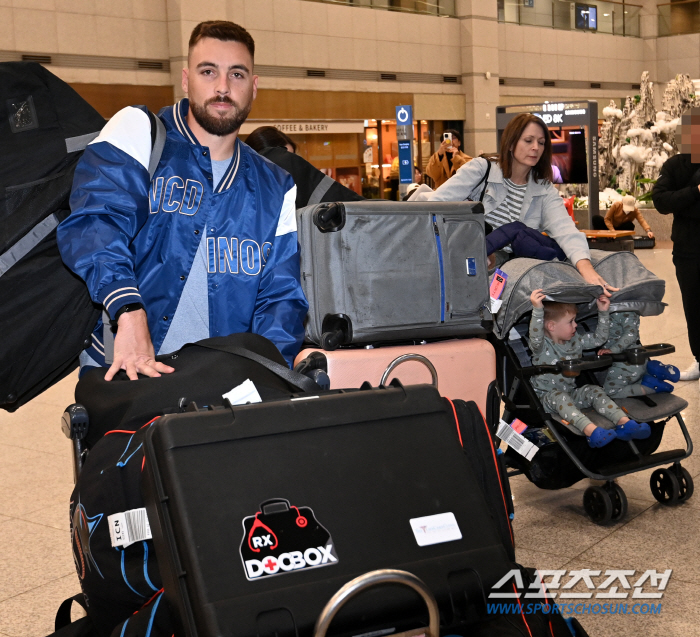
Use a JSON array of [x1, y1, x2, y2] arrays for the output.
[[425, 129, 472, 188]]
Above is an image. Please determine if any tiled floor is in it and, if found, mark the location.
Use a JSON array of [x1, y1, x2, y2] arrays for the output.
[[0, 248, 697, 637]]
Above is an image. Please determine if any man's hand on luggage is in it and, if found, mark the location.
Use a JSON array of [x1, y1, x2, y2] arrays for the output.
[[105, 310, 175, 381], [647, 230, 654, 239]]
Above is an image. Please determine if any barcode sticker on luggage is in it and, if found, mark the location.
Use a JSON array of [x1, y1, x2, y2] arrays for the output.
[[496, 419, 538, 461], [108, 508, 152, 548]]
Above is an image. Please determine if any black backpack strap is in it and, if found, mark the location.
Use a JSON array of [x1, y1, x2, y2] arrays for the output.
[[476, 159, 492, 202], [191, 342, 320, 393], [54, 594, 88, 632]]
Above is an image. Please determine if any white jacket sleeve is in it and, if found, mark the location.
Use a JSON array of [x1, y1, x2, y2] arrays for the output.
[[410, 157, 489, 202], [538, 186, 590, 265]]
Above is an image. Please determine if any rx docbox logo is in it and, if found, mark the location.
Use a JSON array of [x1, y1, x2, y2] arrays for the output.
[[239, 498, 338, 581]]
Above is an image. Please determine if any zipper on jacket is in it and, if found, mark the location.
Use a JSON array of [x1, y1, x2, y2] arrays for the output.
[[432, 214, 446, 322]]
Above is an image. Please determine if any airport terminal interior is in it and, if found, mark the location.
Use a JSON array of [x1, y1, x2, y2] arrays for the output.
[[2, 0, 700, 635]]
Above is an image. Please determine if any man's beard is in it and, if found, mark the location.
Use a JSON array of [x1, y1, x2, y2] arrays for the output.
[[189, 95, 252, 136]]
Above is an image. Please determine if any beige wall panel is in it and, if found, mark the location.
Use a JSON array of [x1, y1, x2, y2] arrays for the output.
[[93, 0, 134, 19], [94, 16, 136, 57], [248, 89, 413, 120], [70, 83, 174, 118], [0, 6, 14, 49], [55, 0, 93, 13], [56, 12, 97, 55], [18, 0, 56, 10], [242, 0, 272, 31], [134, 0, 167, 22], [50, 66, 101, 84], [13, 8, 57, 52], [299, 1, 328, 36], [131, 19, 170, 59], [414, 93, 465, 121], [177, 0, 227, 22]]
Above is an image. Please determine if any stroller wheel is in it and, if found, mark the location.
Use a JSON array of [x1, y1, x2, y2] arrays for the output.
[[650, 468, 680, 504], [605, 482, 628, 522], [583, 486, 613, 524], [674, 465, 694, 502]]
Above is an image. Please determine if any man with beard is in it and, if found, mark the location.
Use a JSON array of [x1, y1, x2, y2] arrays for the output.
[[58, 21, 307, 376]]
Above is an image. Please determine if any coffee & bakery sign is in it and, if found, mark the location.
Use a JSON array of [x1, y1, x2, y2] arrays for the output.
[[240, 120, 365, 135]]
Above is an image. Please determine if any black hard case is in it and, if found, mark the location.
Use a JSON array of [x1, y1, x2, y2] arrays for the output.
[[142, 385, 513, 637]]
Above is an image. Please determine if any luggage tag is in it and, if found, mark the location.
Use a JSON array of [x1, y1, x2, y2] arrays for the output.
[[223, 379, 262, 406], [466, 258, 477, 276], [496, 418, 538, 461], [108, 508, 152, 548], [489, 269, 508, 314]]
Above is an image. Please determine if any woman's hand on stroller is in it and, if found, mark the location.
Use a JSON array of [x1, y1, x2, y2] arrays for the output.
[[597, 348, 612, 356], [596, 295, 610, 311], [576, 259, 619, 297], [530, 289, 546, 308]]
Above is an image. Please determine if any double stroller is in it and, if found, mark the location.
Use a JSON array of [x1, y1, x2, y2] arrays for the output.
[[490, 250, 694, 525]]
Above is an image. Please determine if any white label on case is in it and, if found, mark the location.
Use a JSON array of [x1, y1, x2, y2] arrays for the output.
[[223, 379, 262, 405], [409, 512, 462, 547]]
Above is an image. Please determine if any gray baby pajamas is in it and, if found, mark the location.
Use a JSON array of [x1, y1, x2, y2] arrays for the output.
[[602, 311, 647, 398], [529, 307, 625, 434]]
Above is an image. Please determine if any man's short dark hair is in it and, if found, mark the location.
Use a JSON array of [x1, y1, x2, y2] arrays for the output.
[[189, 21, 255, 59]]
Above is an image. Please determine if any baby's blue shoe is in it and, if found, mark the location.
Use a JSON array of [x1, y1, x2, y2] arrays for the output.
[[646, 360, 680, 383], [641, 374, 674, 393], [615, 419, 651, 441], [587, 427, 616, 448]]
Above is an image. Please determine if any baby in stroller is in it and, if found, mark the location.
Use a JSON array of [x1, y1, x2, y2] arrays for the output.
[[597, 311, 680, 397], [529, 289, 651, 448]]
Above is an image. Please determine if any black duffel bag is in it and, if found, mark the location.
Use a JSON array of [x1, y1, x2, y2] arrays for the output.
[[74, 332, 318, 449]]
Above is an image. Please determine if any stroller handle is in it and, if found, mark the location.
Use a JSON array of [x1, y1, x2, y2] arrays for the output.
[[611, 343, 675, 365], [522, 355, 613, 379]]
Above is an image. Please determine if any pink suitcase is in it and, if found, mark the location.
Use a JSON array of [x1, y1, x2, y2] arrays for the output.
[[293, 338, 497, 420]]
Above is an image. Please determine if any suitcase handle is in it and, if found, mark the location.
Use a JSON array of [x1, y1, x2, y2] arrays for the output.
[[380, 354, 438, 390], [313, 569, 440, 637]]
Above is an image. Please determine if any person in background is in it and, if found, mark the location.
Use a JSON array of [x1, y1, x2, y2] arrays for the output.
[[245, 125, 363, 208], [246, 125, 296, 153], [425, 129, 472, 189], [652, 107, 700, 383], [389, 155, 400, 201], [410, 113, 616, 294], [414, 164, 423, 185], [592, 194, 654, 238]]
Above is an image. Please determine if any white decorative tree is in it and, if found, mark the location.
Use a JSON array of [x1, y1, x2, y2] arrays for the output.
[[597, 72, 700, 204]]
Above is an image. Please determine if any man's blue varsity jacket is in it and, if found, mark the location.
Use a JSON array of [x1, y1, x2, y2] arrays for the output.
[[57, 99, 308, 367]]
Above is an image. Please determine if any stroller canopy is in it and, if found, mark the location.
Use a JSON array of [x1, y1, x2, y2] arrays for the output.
[[493, 249, 666, 339]]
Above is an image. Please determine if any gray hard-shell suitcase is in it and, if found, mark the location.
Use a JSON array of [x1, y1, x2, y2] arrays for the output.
[[296, 201, 491, 349]]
